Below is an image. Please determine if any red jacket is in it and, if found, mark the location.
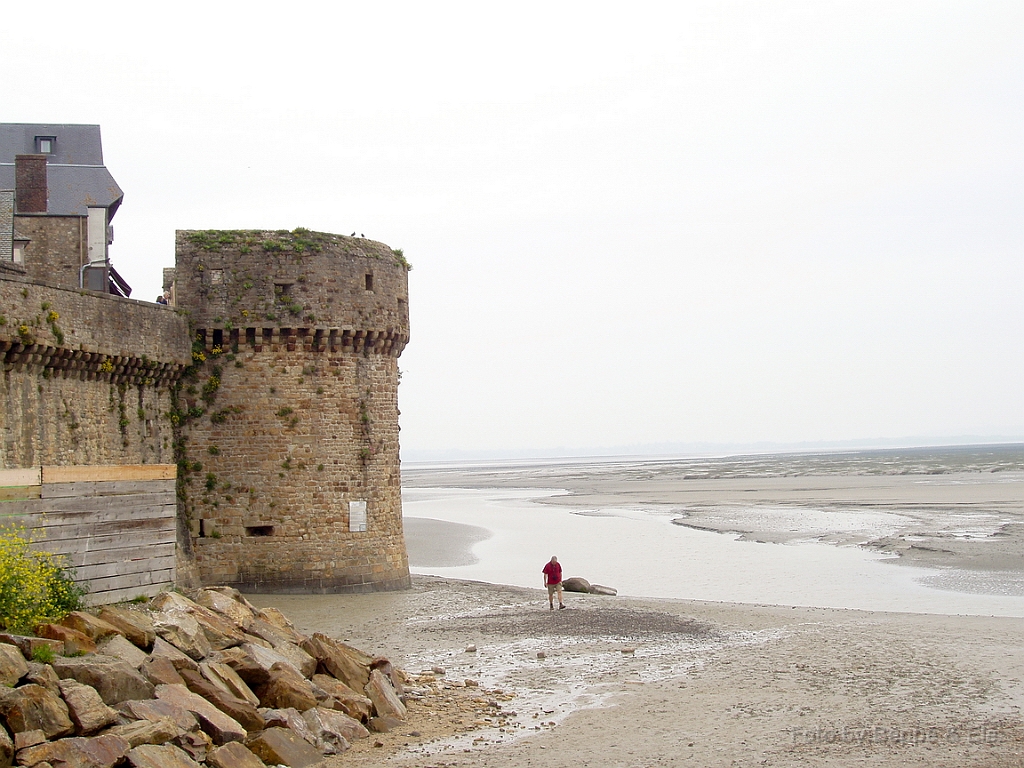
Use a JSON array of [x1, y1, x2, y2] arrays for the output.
[[543, 561, 562, 585]]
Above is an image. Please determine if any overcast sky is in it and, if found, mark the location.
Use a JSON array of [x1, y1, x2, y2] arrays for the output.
[[5, 2, 1023, 458]]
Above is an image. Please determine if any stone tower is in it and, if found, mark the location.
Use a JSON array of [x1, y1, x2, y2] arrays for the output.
[[173, 229, 411, 592]]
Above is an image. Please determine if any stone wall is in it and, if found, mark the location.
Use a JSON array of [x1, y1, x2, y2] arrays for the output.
[[0, 274, 190, 468], [174, 229, 411, 593], [11, 215, 87, 290]]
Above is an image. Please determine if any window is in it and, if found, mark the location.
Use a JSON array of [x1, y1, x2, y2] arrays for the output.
[[364, 273, 374, 292], [349, 500, 367, 532], [12, 241, 27, 264], [35, 136, 55, 154]]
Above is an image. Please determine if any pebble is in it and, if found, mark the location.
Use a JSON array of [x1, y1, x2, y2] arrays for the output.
[[465, 645, 477, 653], [432, 666, 446, 675], [536, 651, 546, 659]]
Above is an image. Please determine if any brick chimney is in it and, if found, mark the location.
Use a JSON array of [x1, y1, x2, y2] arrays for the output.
[[15, 155, 47, 213]]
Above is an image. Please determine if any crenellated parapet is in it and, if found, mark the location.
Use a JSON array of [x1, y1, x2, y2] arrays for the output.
[[174, 228, 410, 339], [0, 275, 191, 469], [192, 325, 408, 358]]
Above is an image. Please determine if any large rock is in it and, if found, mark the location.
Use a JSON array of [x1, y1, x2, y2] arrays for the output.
[[207, 647, 269, 688], [245, 618, 305, 649], [311, 674, 373, 722], [13, 729, 46, 750], [254, 663, 318, 711], [177, 668, 264, 734], [247, 727, 323, 768], [301, 633, 371, 691], [16, 733, 130, 768], [97, 634, 148, 670], [24, 662, 61, 695], [304, 706, 367, 751], [58, 679, 119, 735], [126, 742, 201, 768], [107, 716, 182, 748], [371, 657, 404, 696], [150, 594, 246, 652], [364, 668, 406, 720], [120, 698, 199, 733], [589, 583, 618, 596], [204, 741, 266, 768], [0, 683, 74, 738], [59, 612, 122, 643], [244, 643, 303, 679], [140, 656, 186, 687], [199, 662, 259, 707], [0, 642, 28, 686], [260, 707, 320, 749], [52, 655, 155, 706], [149, 638, 199, 673], [151, 610, 212, 661], [213, 643, 309, 693], [269, 641, 316, 679], [97, 606, 156, 650], [194, 590, 255, 630], [173, 729, 213, 764], [154, 684, 245, 745], [34, 624, 97, 656], [254, 606, 294, 631], [0, 724, 11, 767], [561, 577, 591, 593]]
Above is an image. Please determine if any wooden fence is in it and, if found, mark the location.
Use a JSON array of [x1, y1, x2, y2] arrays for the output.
[[0, 465, 177, 605]]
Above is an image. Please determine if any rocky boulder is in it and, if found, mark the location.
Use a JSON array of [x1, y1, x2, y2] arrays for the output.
[[58, 611, 122, 643], [561, 577, 591, 593], [125, 742, 201, 768], [97, 606, 156, 650], [57, 678, 118, 735], [301, 633, 372, 691], [205, 740, 266, 768], [0, 683, 74, 739], [247, 727, 324, 768], [364, 668, 406, 720], [0, 642, 28, 686], [34, 623, 97, 656], [17, 732, 130, 768], [154, 684, 246, 746], [52, 655, 155, 706]]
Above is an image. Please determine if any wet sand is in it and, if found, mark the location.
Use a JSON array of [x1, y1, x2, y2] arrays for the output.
[[403, 459, 1024, 574], [254, 576, 1024, 768], [250, 451, 1024, 766]]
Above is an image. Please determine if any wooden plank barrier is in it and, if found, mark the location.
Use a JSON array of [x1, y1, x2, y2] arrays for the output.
[[0, 465, 177, 605]]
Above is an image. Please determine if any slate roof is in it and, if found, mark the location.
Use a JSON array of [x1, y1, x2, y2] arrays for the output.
[[0, 123, 123, 219]]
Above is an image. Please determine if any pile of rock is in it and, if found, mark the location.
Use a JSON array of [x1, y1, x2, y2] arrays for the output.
[[0, 587, 408, 768]]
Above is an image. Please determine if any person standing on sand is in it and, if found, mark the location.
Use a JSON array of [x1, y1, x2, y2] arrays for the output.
[[543, 556, 565, 610]]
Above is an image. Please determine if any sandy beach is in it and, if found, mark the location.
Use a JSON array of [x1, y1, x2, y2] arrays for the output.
[[249, 449, 1024, 766], [254, 575, 1024, 768]]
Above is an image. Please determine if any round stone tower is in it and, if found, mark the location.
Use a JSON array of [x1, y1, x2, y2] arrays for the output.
[[173, 229, 411, 592]]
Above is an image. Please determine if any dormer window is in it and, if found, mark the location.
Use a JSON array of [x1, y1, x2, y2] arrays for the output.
[[35, 136, 55, 154], [12, 240, 28, 264]]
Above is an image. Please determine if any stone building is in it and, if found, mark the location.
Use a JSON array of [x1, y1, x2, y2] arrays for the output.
[[0, 123, 131, 296], [1, 122, 414, 598], [172, 229, 413, 592]]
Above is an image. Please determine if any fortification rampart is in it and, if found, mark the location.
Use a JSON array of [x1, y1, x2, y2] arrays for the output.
[[174, 229, 411, 593], [0, 275, 190, 467], [0, 275, 190, 601]]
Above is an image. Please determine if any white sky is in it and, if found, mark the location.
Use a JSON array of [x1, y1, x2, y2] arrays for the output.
[[4, 1, 1023, 458]]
